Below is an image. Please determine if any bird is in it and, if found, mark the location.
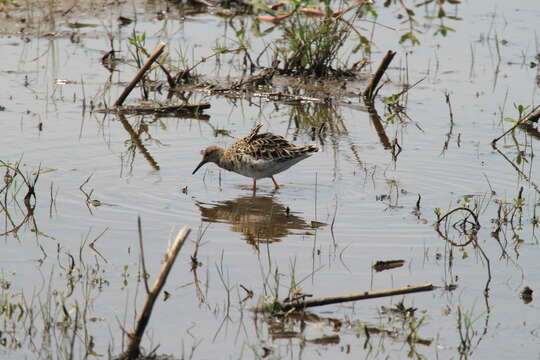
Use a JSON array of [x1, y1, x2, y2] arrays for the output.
[[192, 124, 319, 190]]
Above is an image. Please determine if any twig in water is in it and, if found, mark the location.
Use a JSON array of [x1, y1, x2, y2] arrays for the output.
[[88, 227, 109, 263], [115, 42, 166, 107], [363, 50, 396, 102], [435, 207, 480, 247], [492, 105, 540, 146], [436, 207, 480, 228], [330, 196, 338, 246], [445, 90, 454, 125], [256, 283, 434, 312], [138, 216, 150, 295], [441, 91, 455, 154], [372, 259, 405, 272]]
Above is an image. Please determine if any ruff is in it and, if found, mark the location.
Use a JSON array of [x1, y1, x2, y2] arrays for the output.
[[192, 124, 319, 190]]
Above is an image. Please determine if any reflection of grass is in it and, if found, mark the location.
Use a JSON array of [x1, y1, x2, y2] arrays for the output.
[[456, 305, 487, 359], [287, 102, 347, 135], [0, 159, 46, 240], [374, 300, 431, 358], [0, 249, 110, 358]]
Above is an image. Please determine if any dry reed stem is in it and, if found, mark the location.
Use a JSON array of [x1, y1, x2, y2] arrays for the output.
[[123, 227, 191, 359], [115, 42, 166, 107]]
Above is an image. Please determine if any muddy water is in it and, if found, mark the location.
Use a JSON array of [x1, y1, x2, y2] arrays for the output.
[[1, 0, 539, 359]]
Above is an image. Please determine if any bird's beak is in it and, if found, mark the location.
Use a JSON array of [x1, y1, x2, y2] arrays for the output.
[[192, 160, 207, 175]]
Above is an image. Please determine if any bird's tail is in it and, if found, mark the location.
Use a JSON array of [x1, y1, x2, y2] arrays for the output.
[[246, 124, 263, 143]]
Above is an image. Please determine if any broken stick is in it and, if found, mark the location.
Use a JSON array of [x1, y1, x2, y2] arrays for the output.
[[363, 50, 396, 102], [491, 105, 540, 146], [123, 227, 191, 359], [258, 283, 434, 312], [115, 42, 166, 107]]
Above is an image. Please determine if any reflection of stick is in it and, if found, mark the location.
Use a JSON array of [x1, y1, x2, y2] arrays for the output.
[[492, 145, 540, 194], [117, 114, 160, 171], [115, 42, 166, 107], [435, 207, 480, 247], [270, 284, 433, 312], [436, 207, 480, 228], [363, 50, 396, 101], [368, 108, 391, 149], [491, 106, 540, 194], [124, 227, 191, 359]]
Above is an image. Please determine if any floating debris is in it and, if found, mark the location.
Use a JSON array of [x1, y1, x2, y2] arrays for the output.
[[372, 259, 405, 272]]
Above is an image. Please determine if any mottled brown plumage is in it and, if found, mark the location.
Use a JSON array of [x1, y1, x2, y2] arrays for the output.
[[192, 124, 319, 190]]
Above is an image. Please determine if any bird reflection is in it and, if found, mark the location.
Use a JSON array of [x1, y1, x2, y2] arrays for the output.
[[196, 194, 321, 247]]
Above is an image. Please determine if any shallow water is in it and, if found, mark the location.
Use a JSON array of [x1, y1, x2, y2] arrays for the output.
[[1, 0, 539, 359]]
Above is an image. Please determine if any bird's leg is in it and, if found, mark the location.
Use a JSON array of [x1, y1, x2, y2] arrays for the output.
[[271, 176, 280, 190], [252, 179, 257, 190]]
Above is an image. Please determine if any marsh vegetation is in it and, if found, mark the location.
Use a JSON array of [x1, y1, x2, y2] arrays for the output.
[[1, 0, 539, 359]]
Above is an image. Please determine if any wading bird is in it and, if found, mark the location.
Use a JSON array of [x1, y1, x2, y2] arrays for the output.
[[192, 124, 319, 190]]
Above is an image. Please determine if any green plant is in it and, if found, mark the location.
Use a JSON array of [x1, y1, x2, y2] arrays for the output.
[[277, 16, 350, 77], [127, 32, 160, 100]]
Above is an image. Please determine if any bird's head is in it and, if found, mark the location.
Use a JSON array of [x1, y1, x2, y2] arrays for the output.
[[192, 146, 224, 175]]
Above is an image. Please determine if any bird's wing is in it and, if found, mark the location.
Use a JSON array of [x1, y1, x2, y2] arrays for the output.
[[243, 133, 307, 161]]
